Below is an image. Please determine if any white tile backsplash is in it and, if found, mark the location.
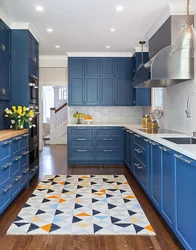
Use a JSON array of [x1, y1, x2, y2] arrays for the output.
[[68, 106, 143, 125]]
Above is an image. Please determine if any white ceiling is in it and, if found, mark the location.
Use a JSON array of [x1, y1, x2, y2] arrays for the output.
[[0, 0, 196, 55]]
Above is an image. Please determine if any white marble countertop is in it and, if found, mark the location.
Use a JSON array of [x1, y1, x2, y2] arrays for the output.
[[67, 123, 196, 160]]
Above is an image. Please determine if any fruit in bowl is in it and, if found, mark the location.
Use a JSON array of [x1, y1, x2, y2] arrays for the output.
[[73, 111, 85, 124], [84, 115, 93, 124]]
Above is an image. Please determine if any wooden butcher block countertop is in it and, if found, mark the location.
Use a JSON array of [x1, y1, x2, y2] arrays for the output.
[[0, 129, 28, 142]]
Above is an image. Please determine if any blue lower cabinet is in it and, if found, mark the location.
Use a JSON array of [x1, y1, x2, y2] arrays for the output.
[[174, 154, 196, 250], [123, 128, 127, 163], [0, 139, 12, 162], [160, 146, 175, 229], [69, 149, 94, 162], [96, 137, 120, 148], [150, 142, 162, 209], [0, 181, 12, 214], [29, 164, 39, 180], [0, 132, 30, 214], [70, 138, 94, 149], [12, 174, 22, 198], [134, 157, 148, 192], [96, 127, 121, 137], [96, 149, 122, 162], [68, 127, 94, 137], [0, 160, 12, 187]]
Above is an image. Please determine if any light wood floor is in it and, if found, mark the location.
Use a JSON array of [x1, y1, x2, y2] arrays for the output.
[[0, 145, 184, 250]]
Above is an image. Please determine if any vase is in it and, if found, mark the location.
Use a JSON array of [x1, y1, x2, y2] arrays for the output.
[[13, 120, 25, 130]]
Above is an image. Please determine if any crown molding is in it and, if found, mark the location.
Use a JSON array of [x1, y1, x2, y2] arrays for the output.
[[66, 52, 133, 57], [11, 22, 41, 42], [134, 47, 149, 53], [0, 9, 12, 27]]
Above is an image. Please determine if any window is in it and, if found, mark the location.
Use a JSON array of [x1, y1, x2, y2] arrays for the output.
[[152, 88, 163, 109], [42, 86, 54, 123]]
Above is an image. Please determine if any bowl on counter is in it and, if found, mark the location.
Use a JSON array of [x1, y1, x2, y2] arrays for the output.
[[84, 119, 93, 125]]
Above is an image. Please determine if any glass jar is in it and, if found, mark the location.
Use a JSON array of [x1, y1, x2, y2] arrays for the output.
[[142, 115, 151, 128], [147, 120, 158, 129]]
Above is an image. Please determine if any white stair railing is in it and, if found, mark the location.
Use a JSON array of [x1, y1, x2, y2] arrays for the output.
[[50, 102, 68, 144]]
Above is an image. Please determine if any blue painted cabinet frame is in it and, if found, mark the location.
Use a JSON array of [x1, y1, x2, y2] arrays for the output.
[[0, 19, 11, 101], [132, 52, 151, 106], [68, 57, 133, 106]]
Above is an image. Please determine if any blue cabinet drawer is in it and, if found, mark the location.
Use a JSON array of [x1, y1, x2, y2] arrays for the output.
[[20, 151, 29, 168], [21, 165, 29, 188], [11, 136, 22, 157], [96, 149, 121, 161], [68, 127, 94, 137], [20, 134, 29, 151], [134, 134, 148, 150], [133, 142, 147, 166], [29, 165, 39, 180], [69, 138, 94, 149], [96, 127, 121, 137], [69, 150, 94, 161], [12, 174, 22, 198], [11, 157, 21, 177], [134, 157, 147, 191], [0, 139, 12, 162], [0, 160, 12, 187], [96, 138, 121, 148], [0, 181, 12, 213]]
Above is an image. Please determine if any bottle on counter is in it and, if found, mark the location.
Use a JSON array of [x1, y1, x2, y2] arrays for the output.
[[142, 115, 151, 128], [147, 119, 159, 129]]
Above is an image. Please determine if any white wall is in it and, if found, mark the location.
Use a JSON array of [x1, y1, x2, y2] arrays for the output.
[[68, 106, 143, 125]]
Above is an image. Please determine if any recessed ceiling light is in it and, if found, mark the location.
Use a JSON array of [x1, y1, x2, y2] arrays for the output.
[[36, 5, 43, 11], [110, 28, 116, 32], [47, 28, 53, 32], [106, 45, 110, 49], [116, 5, 124, 11], [55, 45, 60, 48]]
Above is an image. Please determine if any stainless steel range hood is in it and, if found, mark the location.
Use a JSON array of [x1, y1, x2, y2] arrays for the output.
[[133, 15, 194, 88], [133, 45, 194, 88]]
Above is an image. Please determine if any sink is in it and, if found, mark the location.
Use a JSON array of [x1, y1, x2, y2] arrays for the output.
[[162, 137, 196, 144]]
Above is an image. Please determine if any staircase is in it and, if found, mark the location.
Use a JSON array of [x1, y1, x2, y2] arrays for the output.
[[43, 86, 68, 145]]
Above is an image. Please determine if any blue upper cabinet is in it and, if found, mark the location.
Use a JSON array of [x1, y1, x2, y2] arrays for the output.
[[0, 20, 11, 101], [69, 58, 84, 75], [100, 58, 115, 75], [133, 52, 151, 106], [116, 75, 132, 105], [68, 57, 133, 106], [28, 33, 38, 66], [116, 58, 132, 75], [85, 58, 99, 76], [100, 77, 115, 105]]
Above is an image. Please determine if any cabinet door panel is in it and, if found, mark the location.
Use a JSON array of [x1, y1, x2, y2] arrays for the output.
[[161, 149, 175, 228], [69, 58, 84, 75], [175, 157, 196, 250], [151, 144, 161, 209], [85, 58, 99, 75], [32, 38, 38, 65], [116, 58, 132, 75], [116, 76, 132, 105], [69, 77, 84, 105], [85, 77, 99, 105], [100, 77, 115, 105], [100, 58, 115, 75]]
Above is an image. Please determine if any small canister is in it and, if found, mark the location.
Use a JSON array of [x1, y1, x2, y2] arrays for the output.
[[142, 115, 150, 128], [147, 119, 158, 129]]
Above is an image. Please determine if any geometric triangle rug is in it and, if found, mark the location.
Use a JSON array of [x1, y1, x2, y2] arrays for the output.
[[7, 175, 156, 235]]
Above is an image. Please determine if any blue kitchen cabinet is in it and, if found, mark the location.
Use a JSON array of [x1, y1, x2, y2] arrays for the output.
[[28, 32, 38, 66], [123, 128, 127, 164], [0, 20, 11, 101], [69, 76, 84, 105], [68, 57, 133, 106], [100, 58, 115, 75], [116, 58, 132, 75], [174, 154, 196, 250], [127, 130, 134, 172], [100, 76, 115, 105], [132, 52, 151, 106], [160, 146, 175, 229], [116, 76, 132, 105], [0, 100, 9, 130], [0, 133, 30, 214], [85, 58, 99, 76], [85, 76, 99, 105], [150, 142, 162, 209]]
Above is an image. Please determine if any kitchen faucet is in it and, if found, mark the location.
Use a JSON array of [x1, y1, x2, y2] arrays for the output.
[[185, 91, 196, 118]]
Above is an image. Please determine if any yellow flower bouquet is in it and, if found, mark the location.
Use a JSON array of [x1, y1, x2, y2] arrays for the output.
[[5, 106, 35, 130]]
